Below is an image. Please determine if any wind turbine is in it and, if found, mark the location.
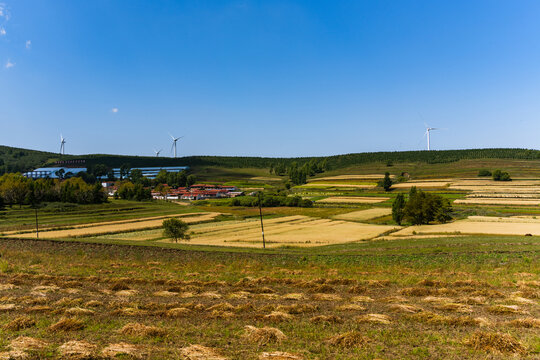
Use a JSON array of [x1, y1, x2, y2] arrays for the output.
[[59, 134, 66, 155], [169, 133, 183, 158], [154, 148, 162, 157], [424, 124, 439, 151]]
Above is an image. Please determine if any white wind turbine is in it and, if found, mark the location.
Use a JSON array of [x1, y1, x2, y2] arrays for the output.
[[154, 148, 162, 157], [169, 133, 184, 158], [59, 134, 66, 155], [424, 124, 439, 151]]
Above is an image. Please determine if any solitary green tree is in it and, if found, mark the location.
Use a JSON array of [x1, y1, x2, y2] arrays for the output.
[[382, 172, 392, 192], [162, 218, 190, 243], [392, 193, 405, 225]]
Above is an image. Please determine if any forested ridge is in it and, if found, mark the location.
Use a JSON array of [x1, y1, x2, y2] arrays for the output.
[[2, 145, 540, 175]]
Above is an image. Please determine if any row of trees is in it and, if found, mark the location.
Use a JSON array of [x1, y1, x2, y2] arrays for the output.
[[230, 194, 313, 208], [269, 159, 329, 185], [0, 173, 107, 207], [392, 187, 452, 225]]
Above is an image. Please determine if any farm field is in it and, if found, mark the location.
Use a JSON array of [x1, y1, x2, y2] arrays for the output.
[[332, 208, 391, 221], [0, 236, 538, 360], [316, 197, 389, 204], [90, 215, 399, 248], [5, 212, 221, 240]]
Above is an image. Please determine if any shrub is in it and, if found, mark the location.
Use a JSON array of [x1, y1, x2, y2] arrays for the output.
[[492, 169, 511, 181], [478, 169, 492, 177], [402, 187, 452, 225]]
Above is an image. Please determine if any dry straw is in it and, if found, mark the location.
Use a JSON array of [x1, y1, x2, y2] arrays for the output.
[[243, 325, 286, 345], [48, 318, 85, 332], [327, 331, 368, 348], [180, 344, 227, 360], [464, 332, 526, 354]]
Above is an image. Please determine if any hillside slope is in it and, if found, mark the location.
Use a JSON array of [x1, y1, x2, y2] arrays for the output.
[[2, 145, 540, 177]]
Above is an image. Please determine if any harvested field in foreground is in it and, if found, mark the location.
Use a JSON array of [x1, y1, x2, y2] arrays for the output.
[[333, 208, 391, 221], [0, 237, 537, 359], [317, 197, 389, 204]]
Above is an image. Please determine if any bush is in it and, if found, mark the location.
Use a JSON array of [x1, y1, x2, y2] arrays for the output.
[[492, 169, 511, 181], [478, 170, 492, 177], [402, 187, 452, 225]]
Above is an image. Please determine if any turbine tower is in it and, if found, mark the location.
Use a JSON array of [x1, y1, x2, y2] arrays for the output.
[[154, 148, 162, 157], [424, 125, 439, 151], [59, 134, 66, 155], [169, 133, 183, 158]]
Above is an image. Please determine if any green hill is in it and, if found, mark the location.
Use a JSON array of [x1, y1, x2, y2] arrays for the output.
[[2, 145, 540, 178]]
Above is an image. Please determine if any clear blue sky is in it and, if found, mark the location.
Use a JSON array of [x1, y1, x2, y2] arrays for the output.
[[1, 1, 540, 157]]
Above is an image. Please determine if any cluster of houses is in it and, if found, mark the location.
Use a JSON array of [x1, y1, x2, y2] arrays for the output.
[[151, 184, 244, 201]]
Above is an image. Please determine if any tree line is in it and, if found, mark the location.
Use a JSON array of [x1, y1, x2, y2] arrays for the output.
[[4, 145, 540, 176], [0, 173, 107, 207], [269, 159, 329, 185]]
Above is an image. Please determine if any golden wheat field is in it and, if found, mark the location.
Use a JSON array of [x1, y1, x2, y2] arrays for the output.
[[167, 215, 399, 247], [311, 174, 394, 181], [454, 198, 540, 206], [7, 213, 221, 239], [317, 197, 389, 204], [300, 183, 377, 189], [90, 215, 399, 248], [333, 208, 391, 221], [392, 216, 540, 237]]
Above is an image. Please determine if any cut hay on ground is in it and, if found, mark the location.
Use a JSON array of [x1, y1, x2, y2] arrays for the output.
[[464, 332, 526, 354], [243, 325, 286, 345], [333, 208, 392, 221], [355, 313, 391, 324], [4, 316, 35, 331], [101, 343, 145, 359], [48, 318, 85, 332], [9, 337, 48, 352], [264, 311, 293, 322], [317, 197, 388, 204], [327, 331, 368, 348], [180, 344, 227, 360], [58, 340, 97, 359], [259, 352, 303, 359]]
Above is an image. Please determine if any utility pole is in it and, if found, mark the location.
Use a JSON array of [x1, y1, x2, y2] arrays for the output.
[[35, 207, 39, 239], [258, 192, 265, 249]]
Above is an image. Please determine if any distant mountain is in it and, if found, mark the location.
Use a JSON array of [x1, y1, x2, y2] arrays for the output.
[[2, 144, 540, 176]]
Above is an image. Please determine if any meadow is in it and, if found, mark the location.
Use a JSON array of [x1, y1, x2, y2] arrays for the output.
[[0, 235, 538, 360]]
